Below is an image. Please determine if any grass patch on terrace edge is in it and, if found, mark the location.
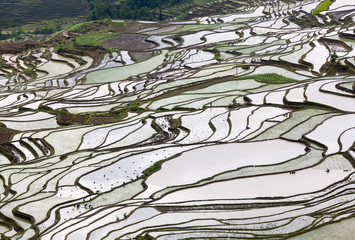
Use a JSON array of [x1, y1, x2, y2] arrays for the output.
[[23, 66, 35, 73], [108, 100, 145, 116], [75, 33, 121, 47], [237, 73, 298, 84], [68, 21, 96, 32], [143, 153, 182, 178], [45, 31, 62, 42], [193, 0, 217, 5], [108, 21, 124, 28], [0, 57, 10, 68], [312, 0, 334, 15], [36, 100, 146, 126], [135, 234, 156, 240]]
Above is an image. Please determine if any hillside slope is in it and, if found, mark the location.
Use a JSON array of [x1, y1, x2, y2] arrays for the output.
[[0, 0, 89, 28]]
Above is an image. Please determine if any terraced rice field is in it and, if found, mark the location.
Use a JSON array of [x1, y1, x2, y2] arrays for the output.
[[0, 0, 355, 239], [0, 0, 88, 28]]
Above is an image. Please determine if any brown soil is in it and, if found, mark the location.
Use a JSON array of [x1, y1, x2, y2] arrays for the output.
[[89, 115, 125, 125], [111, 20, 163, 34], [57, 113, 88, 125], [321, 62, 355, 76], [73, 114, 86, 123], [0, 126, 19, 144], [100, 34, 156, 50], [319, 37, 352, 52], [0, 41, 38, 54], [339, 32, 355, 40], [181, 0, 250, 21], [130, 51, 153, 61], [59, 114, 72, 122]]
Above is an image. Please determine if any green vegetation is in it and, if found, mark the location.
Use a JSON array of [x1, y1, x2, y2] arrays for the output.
[[0, 29, 24, 41], [127, 100, 145, 113], [143, 160, 164, 177], [143, 153, 182, 177], [109, 21, 124, 28], [68, 19, 122, 34], [23, 66, 35, 73], [38, 104, 69, 115], [98, 100, 145, 122], [37, 100, 145, 126], [330, 52, 338, 63], [115, 233, 155, 240], [172, 106, 196, 111], [0, 235, 12, 240], [312, 0, 334, 15], [106, 108, 128, 120], [0, 0, 221, 36], [87, 0, 200, 21], [0, 57, 9, 68], [0, 0, 88, 28], [110, 100, 145, 115], [237, 73, 298, 84], [43, 20, 126, 55], [75, 33, 121, 47], [38, 104, 92, 125], [45, 31, 62, 42], [88, 0, 159, 21], [193, 0, 215, 4], [68, 21, 96, 32], [34, 26, 61, 35], [289, 13, 323, 28], [135, 234, 156, 240]]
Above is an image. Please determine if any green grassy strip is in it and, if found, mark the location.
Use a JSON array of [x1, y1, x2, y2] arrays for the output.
[[99, 100, 145, 120], [237, 73, 298, 84], [45, 31, 62, 42], [75, 33, 121, 47], [135, 234, 155, 240], [193, 0, 216, 5], [312, 0, 334, 15], [0, 57, 9, 68], [23, 66, 35, 73], [38, 104, 69, 115], [36, 100, 145, 126], [108, 21, 124, 28], [68, 21, 95, 32], [143, 161, 164, 177]]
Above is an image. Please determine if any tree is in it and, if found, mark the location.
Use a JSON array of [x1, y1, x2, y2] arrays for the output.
[[87, 0, 179, 21], [159, 8, 163, 21], [330, 52, 338, 63]]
